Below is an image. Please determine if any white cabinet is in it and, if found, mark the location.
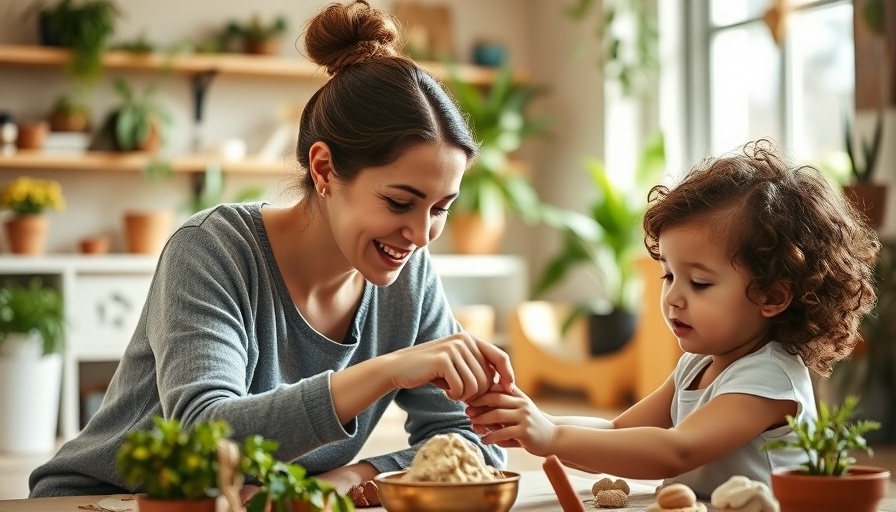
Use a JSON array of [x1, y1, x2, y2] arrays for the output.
[[0, 253, 526, 440], [0, 255, 157, 440]]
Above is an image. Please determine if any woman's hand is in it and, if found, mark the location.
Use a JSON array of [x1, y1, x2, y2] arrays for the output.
[[386, 332, 514, 402], [465, 385, 557, 457]]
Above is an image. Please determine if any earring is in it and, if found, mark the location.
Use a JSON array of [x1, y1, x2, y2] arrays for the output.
[[319, 187, 327, 198]]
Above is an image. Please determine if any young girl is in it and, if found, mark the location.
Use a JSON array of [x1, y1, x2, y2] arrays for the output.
[[467, 139, 879, 497]]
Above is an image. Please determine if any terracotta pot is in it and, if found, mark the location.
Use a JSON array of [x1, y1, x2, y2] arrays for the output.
[[771, 466, 891, 512], [136, 496, 216, 512], [244, 37, 282, 55], [123, 210, 174, 255], [79, 235, 111, 255], [4, 214, 50, 255], [843, 183, 888, 229], [449, 212, 506, 254], [15, 120, 49, 150]]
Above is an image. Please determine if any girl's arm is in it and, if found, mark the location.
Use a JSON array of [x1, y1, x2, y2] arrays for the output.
[[471, 390, 795, 480]]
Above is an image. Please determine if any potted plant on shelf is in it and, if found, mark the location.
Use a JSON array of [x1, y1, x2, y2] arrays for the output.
[[533, 133, 665, 355], [0, 176, 66, 256], [446, 64, 548, 254], [36, 0, 120, 87], [0, 278, 65, 453], [223, 14, 289, 56], [99, 78, 170, 156], [241, 435, 354, 512], [763, 395, 890, 512], [116, 416, 232, 512], [48, 93, 92, 133]]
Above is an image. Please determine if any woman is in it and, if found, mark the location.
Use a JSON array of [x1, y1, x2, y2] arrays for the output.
[[30, 0, 512, 498]]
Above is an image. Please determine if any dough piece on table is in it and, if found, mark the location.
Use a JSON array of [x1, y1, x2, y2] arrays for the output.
[[404, 433, 499, 483], [710, 475, 779, 512], [594, 489, 629, 508]]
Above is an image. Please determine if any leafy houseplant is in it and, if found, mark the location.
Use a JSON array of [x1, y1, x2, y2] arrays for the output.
[[763, 396, 890, 512], [48, 93, 92, 132], [447, 64, 548, 254], [0, 278, 65, 453], [241, 435, 354, 512], [116, 416, 231, 510], [0, 278, 64, 356], [533, 134, 664, 353], [37, 0, 120, 87], [842, 109, 887, 228], [224, 14, 289, 55]]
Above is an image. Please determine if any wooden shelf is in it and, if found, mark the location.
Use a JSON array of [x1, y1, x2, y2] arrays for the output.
[[0, 44, 526, 86], [0, 151, 290, 175]]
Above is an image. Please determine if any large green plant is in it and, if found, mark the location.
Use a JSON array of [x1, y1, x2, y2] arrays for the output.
[[241, 435, 354, 512], [37, 0, 120, 87], [762, 396, 880, 476], [116, 416, 231, 500], [447, 65, 548, 225], [0, 278, 64, 355], [534, 132, 665, 313]]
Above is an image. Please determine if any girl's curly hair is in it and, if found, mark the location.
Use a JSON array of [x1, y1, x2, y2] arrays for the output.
[[642, 139, 879, 376]]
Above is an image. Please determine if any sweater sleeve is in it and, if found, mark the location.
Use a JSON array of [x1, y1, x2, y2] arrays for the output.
[[360, 252, 507, 472]]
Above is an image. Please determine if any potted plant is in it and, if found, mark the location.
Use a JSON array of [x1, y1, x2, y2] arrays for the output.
[[36, 0, 120, 87], [447, 64, 548, 254], [763, 395, 890, 512], [0, 176, 66, 255], [0, 278, 65, 453], [48, 93, 92, 133], [533, 133, 665, 354], [116, 416, 232, 512], [99, 78, 170, 156], [842, 108, 886, 229], [241, 435, 354, 512], [224, 14, 289, 55]]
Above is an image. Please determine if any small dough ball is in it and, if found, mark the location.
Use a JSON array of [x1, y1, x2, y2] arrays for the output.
[[657, 483, 698, 508], [592, 477, 615, 495], [595, 489, 629, 508]]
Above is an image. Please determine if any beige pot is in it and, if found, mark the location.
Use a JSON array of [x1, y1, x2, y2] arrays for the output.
[[4, 214, 50, 255], [123, 210, 174, 255], [449, 212, 506, 255]]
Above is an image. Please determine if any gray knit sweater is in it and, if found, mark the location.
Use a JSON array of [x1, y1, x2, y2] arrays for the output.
[[30, 203, 506, 497]]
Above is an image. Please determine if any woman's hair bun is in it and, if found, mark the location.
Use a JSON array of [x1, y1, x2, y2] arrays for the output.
[[305, 0, 402, 76]]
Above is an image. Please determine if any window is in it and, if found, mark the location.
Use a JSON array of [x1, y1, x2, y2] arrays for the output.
[[693, 0, 854, 167]]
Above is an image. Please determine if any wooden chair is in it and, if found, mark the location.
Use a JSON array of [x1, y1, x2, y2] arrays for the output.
[[509, 258, 680, 409]]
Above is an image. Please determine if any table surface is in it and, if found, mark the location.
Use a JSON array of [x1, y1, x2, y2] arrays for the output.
[[0, 471, 893, 512]]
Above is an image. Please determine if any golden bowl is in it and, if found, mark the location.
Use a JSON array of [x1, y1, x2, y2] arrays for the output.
[[374, 470, 521, 512]]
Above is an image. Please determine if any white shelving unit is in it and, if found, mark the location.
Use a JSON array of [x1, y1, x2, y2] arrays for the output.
[[0, 253, 526, 440]]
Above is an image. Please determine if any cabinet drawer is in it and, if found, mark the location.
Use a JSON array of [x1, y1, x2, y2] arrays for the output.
[[69, 274, 153, 359]]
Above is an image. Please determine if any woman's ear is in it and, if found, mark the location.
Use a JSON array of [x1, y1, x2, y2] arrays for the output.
[[759, 281, 793, 318], [308, 141, 334, 193]]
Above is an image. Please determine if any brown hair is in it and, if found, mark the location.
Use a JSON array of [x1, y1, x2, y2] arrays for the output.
[[296, 0, 477, 197], [642, 139, 880, 376]]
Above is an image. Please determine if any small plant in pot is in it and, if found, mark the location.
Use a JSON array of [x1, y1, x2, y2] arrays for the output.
[[48, 93, 92, 133], [446, 64, 548, 254], [223, 14, 289, 55], [116, 416, 232, 512], [842, 109, 886, 229], [763, 395, 890, 512], [241, 435, 354, 512], [533, 133, 665, 355]]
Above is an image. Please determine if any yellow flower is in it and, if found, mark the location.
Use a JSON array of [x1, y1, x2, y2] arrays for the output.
[[0, 177, 66, 215]]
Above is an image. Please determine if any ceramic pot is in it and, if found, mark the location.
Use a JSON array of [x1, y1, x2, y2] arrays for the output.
[[0, 332, 62, 453], [771, 466, 891, 512], [123, 210, 174, 255], [449, 212, 505, 255], [4, 214, 50, 255], [15, 121, 49, 150]]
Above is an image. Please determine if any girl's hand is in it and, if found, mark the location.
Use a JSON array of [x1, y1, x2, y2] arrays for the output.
[[386, 332, 514, 402], [465, 385, 557, 457]]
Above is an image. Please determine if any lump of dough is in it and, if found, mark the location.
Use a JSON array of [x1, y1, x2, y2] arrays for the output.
[[710, 475, 779, 512], [403, 433, 500, 483]]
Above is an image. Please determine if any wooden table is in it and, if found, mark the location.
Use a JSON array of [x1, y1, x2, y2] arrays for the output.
[[1, 471, 894, 511]]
